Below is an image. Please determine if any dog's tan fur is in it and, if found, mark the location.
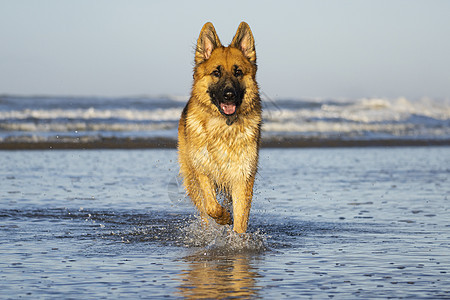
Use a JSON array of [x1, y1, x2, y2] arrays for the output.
[[178, 22, 261, 233]]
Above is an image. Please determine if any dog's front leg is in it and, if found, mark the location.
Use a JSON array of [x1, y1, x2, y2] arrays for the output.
[[232, 178, 255, 233]]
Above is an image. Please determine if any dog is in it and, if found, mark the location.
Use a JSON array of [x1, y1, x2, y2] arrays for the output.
[[178, 22, 262, 233]]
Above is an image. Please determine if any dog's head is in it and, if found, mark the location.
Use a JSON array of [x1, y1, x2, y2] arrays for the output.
[[193, 22, 258, 125]]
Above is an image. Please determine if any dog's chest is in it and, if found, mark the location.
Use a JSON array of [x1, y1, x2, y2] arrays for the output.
[[192, 120, 258, 182]]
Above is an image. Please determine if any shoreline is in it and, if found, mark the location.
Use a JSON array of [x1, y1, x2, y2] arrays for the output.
[[1, 137, 449, 150]]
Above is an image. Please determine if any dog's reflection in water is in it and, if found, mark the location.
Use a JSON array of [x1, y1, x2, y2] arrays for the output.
[[176, 252, 261, 299]]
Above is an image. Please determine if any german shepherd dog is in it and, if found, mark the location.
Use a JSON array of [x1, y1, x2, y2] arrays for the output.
[[178, 22, 261, 233]]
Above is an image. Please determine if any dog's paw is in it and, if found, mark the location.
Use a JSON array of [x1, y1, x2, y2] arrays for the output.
[[214, 208, 232, 225]]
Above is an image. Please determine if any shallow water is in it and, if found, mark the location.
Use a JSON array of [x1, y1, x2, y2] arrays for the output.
[[1, 147, 449, 299]]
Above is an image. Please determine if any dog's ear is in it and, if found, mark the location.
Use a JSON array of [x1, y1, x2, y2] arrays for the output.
[[231, 22, 256, 64], [195, 22, 222, 65]]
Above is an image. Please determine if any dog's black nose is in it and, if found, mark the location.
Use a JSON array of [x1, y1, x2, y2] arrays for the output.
[[223, 89, 236, 101]]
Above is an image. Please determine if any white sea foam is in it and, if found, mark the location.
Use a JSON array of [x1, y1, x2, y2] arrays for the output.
[[262, 121, 416, 135], [0, 121, 176, 132], [0, 107, 183, 121]]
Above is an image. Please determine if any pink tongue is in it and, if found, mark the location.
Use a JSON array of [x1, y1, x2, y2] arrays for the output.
[[221, 103, 236, 115]]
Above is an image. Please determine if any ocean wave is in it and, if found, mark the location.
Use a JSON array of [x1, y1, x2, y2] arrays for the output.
[[0, 96, 449, 143], [263, 97, 450, 124]]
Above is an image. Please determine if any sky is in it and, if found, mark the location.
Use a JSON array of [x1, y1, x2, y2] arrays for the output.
[[1, 0, 449, 100]]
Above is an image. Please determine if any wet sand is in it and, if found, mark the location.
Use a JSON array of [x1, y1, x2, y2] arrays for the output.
[[0, 136, 449, 150]]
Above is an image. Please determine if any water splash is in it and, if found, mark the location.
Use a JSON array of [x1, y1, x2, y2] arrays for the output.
[[181, 216, 268, 256]]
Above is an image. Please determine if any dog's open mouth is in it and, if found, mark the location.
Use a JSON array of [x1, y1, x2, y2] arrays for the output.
[[220, 102, 237, 116]]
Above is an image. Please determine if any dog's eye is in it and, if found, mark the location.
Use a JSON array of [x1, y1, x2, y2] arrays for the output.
[[234, 68, 243, 77], [211, 69, 221, 78]]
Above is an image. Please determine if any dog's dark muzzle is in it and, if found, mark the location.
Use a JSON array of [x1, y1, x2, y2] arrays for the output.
[[208, 78, 245, 120], [220, 88, 238, 115]]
